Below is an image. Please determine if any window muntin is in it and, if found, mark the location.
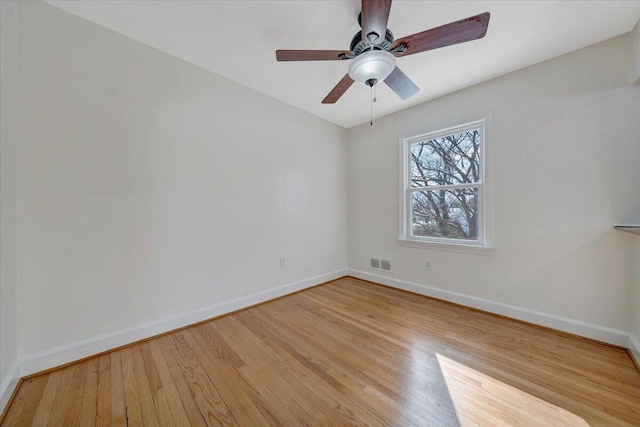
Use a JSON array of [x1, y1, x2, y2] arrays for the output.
[[402, 121, 486, 246]]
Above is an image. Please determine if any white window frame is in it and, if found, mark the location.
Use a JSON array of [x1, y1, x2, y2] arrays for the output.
[[398, 115, 494, 255]]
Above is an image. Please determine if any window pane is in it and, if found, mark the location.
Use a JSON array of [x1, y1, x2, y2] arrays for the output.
[[410, 129, 481, 187], [411, 188, 478, 240]]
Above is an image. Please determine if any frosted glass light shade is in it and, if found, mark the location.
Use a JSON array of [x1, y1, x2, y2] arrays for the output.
[[348, 50, 396, 86]]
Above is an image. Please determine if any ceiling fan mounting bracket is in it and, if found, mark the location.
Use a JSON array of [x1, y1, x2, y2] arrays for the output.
[[350, 29, 394, 56]]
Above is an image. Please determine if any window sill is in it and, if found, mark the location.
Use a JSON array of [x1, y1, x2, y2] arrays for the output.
[[397, 238, 496, 256]]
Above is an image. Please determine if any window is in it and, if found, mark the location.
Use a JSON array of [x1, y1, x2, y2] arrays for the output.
[[399, 119, 493, 253]]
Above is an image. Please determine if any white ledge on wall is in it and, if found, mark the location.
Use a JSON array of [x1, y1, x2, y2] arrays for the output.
[[614, 224, 640, 236], [397, 238, 495, 255]]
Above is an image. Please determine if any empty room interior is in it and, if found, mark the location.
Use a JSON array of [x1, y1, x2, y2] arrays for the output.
[[2, 0, 640, 425]]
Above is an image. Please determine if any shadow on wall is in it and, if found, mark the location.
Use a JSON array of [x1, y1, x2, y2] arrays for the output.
[[495, 228, 631, 328]]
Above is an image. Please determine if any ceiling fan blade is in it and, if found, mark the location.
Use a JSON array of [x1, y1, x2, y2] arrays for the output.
[[322, 74, 355, 104], [385, 67, 419, 100], [361, 0, 392, 44], [276, 50, 352, 61], [391, 12, 490, 57]]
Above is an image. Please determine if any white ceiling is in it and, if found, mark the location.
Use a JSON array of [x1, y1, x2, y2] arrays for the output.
[[46, 1, 640, 128]]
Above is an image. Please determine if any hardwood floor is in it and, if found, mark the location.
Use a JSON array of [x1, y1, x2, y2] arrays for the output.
[[2, 277, 639, 426]]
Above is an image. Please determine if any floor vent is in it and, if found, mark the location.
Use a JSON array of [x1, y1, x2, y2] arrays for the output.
[[369, 257, 392, 273], [370, 257, 380, 269]]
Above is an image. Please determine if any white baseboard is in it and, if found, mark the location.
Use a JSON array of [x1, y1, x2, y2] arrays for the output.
[[17, 269, 348, 378], [348, 269, 632, 348], [0, 361, 20, 415]]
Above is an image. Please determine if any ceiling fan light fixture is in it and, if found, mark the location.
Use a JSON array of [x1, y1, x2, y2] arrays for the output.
[[348, 50, 396, 86]]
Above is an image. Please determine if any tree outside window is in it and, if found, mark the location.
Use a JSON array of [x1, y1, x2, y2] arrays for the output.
[[401, 120, 487, 246]]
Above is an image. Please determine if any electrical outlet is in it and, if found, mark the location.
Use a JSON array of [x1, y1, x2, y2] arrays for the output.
[[425, 260, 433, 271], [280, 258, 286, 268]]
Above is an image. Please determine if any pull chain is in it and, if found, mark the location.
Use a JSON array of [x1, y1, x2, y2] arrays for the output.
[[370, 85, 377, 126], [370, 85, 373, 126]]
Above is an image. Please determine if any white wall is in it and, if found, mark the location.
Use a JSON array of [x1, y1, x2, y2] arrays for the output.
[[629, 18, 640, 362], [0, 0, 19, 408], [348, 34, 640, 340], [16, 1, 347, 359], [629, 10, 640, 349], [631, 20, 640, 363], [631, 19, 640, 84]]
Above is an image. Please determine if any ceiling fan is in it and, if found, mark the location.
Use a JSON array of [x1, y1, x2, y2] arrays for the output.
[[276, 0, 490, 104]]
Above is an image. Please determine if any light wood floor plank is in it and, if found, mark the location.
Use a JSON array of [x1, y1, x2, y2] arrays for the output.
[[205, 317, 376, 427], [155, 337, 208, 427], [216, 317, 325, 426], [165, 332, 236, 426], [30, 369, 63, 426], [120, 346, 145, 426], [0, 376, 46, 426], [186, 328, 268, 426], [108, 351, 127, 426], [129, 345, 161, 427], [229, 309, 415, 426], [193, 322, 294, 426], [78, 357, 98, 427], [146, 340, 192, 426], [46, 365, 77, 426], [2, 277, 639, 426], [215, 316, 371, 427], [62, 357, 87, 425], [250, 302, 454, 426], [140, 342, 177, 426], [95, 354, 111, 427]]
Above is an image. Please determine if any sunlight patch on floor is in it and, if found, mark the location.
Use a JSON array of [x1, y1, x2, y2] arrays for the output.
[[436, 354, 590, 426]]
